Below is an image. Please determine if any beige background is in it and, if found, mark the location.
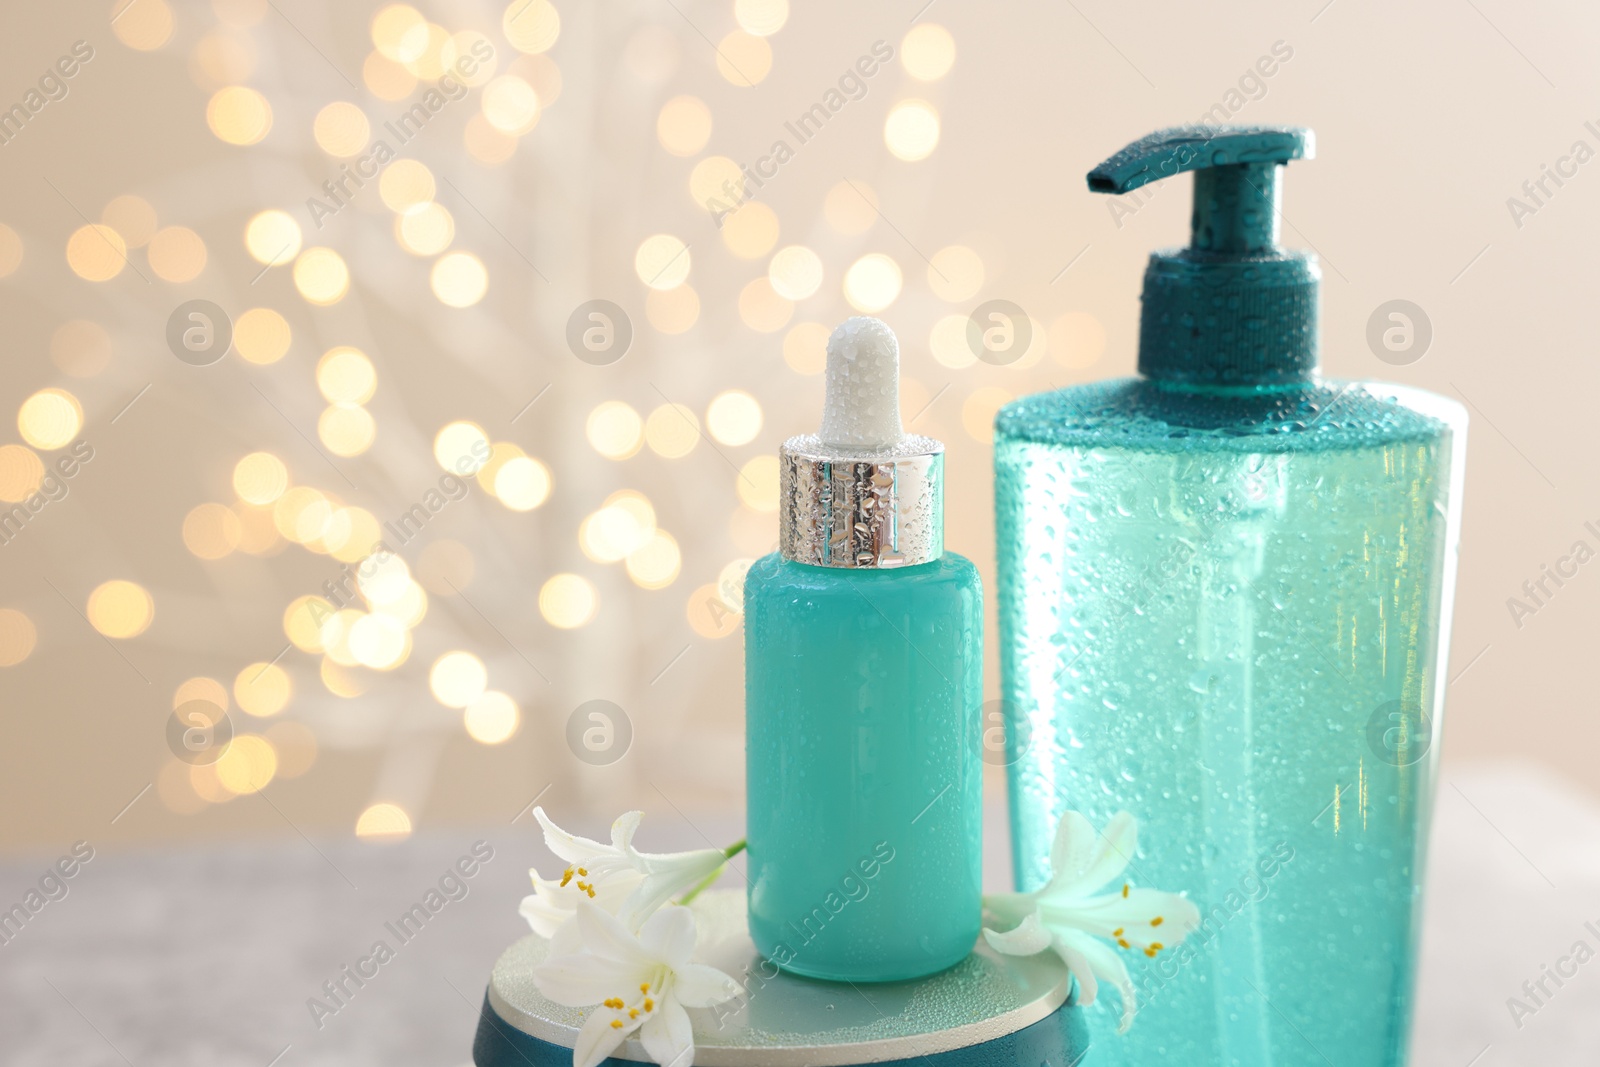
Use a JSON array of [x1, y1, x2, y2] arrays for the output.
[[0, 0, 1595, 857]]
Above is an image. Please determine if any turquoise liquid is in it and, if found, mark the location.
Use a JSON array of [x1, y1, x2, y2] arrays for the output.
[[744, 552, 984, 982], [994, 379, 1465, 1065]]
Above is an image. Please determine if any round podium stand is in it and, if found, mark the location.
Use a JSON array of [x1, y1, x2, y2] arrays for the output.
[[472, 891, 1088, 1067]]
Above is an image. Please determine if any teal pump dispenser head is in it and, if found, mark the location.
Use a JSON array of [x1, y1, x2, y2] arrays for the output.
[[1087, 125, 1318, 387]]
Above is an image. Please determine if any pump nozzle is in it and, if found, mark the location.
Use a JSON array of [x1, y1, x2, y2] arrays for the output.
[[1087, 125, 1320, 387]]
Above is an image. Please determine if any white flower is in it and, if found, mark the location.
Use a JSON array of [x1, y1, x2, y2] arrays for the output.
[[519, 808, 728, 943], [535, 900, 741, 1067], [982, 810, 1199, 1033]]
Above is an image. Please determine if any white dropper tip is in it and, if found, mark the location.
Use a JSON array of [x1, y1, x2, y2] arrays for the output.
[[818, 317, 904, 450]]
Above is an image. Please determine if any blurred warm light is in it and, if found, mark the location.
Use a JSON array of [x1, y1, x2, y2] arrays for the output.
[[482, 76, 541, 134], [148, 226, 208, 282], [735, 0, 789, 35], [232, 502, 282, 555], [929, 245, 984, 302], [397, 203, 455, 256], [586, 401, 643, 460], [465, 691, 519, 744], [321, 656, 367, 697], [87, 580, 154, 639], [66, 224, 127, 281], [718, 558, 755, 612], [158, 759, 207, 815], [284, 595, 332, 653], [274, 486, 333, 544], [313, 102, 371, 157], [417, 539, 475, 594], [540, 573, 598, 629], [183, 502, 243, 560], [329, 507, 383, 563], [316, 347, 377, 404], [18, 388, 83, 450], [235, 662, 291, 716], [657, 95, 711, 156], [689, 156, 744, 209], [431, 252, 488, 307], [902, 24, 956, 80], [233, 451, 288, 505], [706, 391, 762, 446], [444, 32, 498, 86], [494, 456, 552, 511], [0, 445, 44, 502], [431, 650, 487, 708], [206, 86, 272, 145], [737, 278, 793, 333], [635, 234, 691, 290], [349, 612, 409, 669], [686, 583, 741, 639], [962, 386, 1013, 444], [189, 763, 235, 804], [464, 114, 518, 166], [357, 803, 413, 840], [645, 403, 699, 459], [379, 159, 436, 212], [646, 284, 700, 334], [101, 195, 157, 248], [434, 420, 490, 474], [824, 180, 877, 235], [782, 322, 828, 375], [581, 495, 656, 562], [245, 210, 302, 266], [319, 609, 363, 667], [293, 247, 350, 305], [1050, 311, 1108, 370], [214, 0, 269, 27], [729, 504, 777, 556], [626, 530, 681, 590], [884, 100, 941, 162], [843, 253, 903, 312], [372, 4, 428, 61], [503, 0, 561, 53], [737, 456, 780, 511], [0, 223, 21, 278], [768, 246, 823, 301], [363, 50, 418, 100], [403, 21, 452, 79], [309, 507, 352, 556], [174, 676, 229, 710], [114, 0, 174, 50], [318, 404, 376, 457], [215, 734, 277, 795], [0, 608, 37, 667], [264, 721, 318, 778], [720, 202, 779, 259], [190, 31, 256, 90], [375, 581, 428, 629], [716, 30, 772, 86], [931, 313, 976, 369], [357, 552, 412, 606], [51, 320, 114, 378], [475, 441, 525, 493], [234, 308, 291, 365], [515, 53, 562, 103]]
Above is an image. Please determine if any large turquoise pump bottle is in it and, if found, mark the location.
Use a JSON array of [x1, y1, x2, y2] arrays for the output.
[[994, 128, 1466, 1064], [745, 317, 983, 982]]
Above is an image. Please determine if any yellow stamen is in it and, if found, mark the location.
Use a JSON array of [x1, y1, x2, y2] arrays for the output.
[[586, 887, 595, 898], [1117, 938, 1129, 949], [1151, 942, 1163, 951], [629, 1009, 639, 1019], [1144, 947, 1157, 957], [644, 998, 654, 1011], [610, 1020, 624, 1029], [560, 868, 573, 887], [1121, 884, 1129, 898], [640, 983, 651, 994], [578, 867, 588, 876], [1151, 916, 1164, 927], [1112, 928, 1123, 937]]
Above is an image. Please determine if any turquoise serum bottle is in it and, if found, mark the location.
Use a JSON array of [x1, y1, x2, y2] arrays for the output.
[[994, 129, 1466, 1063], [745, 317, 983, 982]]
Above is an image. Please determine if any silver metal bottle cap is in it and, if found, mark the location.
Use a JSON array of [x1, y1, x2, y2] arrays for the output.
[[778, 433, 944, 569]]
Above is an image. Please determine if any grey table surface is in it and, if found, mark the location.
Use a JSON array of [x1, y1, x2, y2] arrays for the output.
[[2, 761, 1596, 1065]]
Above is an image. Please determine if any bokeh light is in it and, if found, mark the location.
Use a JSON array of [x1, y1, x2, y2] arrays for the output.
[[736, 456, 780, 511], [284, 595, 333, 652], [0, 446, 44, 502], [0, 608, 37, 667], [706, 391, 763, 446], [235, 662, 291, 717], [928, 245, 984, 302], [645, 403, 699, 459], [174, 676, 229, 711], [318, 404, 377, 457], [66, 225, 126, 282], [183, 502, 243, 560], [206, 86, 272, 145], [148, 226, 208, 282], [0, 223, 21, 278], [397, 203, 455, 256], [234, 308, 291, 365], [215, 734, 277, 796], [657, 95, 711, 156], [18, 388, 83, 450], [379, 159, 436, 212], [494, 456, 552, 511], [635, 234, 691, 290], [114, 0, 175, 50], [364, 50, 418, 100], [735, 0, 789, 36], [356, 802, 413, 840], [843, 253, 903, 312], [768, 245, 823, 301], [482, 75, 541, 134], [245, 210, 302, 266], [539, 573, 598, 629], [626, 530, 681, 590], [690, 156, 744, 209], [430, 252, 488, 307], [962, 386, 1014, 444], [434, 420, 490, 474], [503, 0, 561, 54], [293, 247, 350, 305], [931, 313, 977, 369], [902, 24, 956, 80], [645, 284, 700, 334], [464, 691, 519, 744], [87, 580, 154, 639], [783, 322, 828, 375], [586, 401, 643, 460], [233, 452, 288, 505], [720, 202, 779, 259], [313, 101, 371, 156], [737, 278, 793, 333], [349, 612, 410, 669], [317, 347, 377, 404], [715, 31, 772, 86], [884, 100, 941, 162], [102, 195, 157, 248]]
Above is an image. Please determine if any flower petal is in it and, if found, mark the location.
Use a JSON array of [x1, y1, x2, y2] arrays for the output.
[[673, 962, 742, 1008], [1050, 931, 1098, 1008], [519, 884, 572, 938], [573, 1009, 637, 1067], [638, 904, 698, 968], [534, 951, 641, 1007], [536, 807, 618, 864], [982, 909, 1052, 957], [1065, 929, 1137, 1034], [1051, 811, 1138, 900], [619, 849, 726, 931], [1043, 888, 1199, 947], [576, 899, 654, 967], [640, 996, 695, 1067], [611, 810, 644, 854]]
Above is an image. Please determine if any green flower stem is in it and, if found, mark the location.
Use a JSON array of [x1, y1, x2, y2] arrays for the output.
[[677, 839, 747, 905]]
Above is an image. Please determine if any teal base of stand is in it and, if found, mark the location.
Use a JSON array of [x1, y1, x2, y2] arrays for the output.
[[470, 891, 1089, 1067]]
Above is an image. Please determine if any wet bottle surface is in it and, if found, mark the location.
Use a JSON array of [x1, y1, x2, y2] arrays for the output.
[[745, 552, 983, 981]]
